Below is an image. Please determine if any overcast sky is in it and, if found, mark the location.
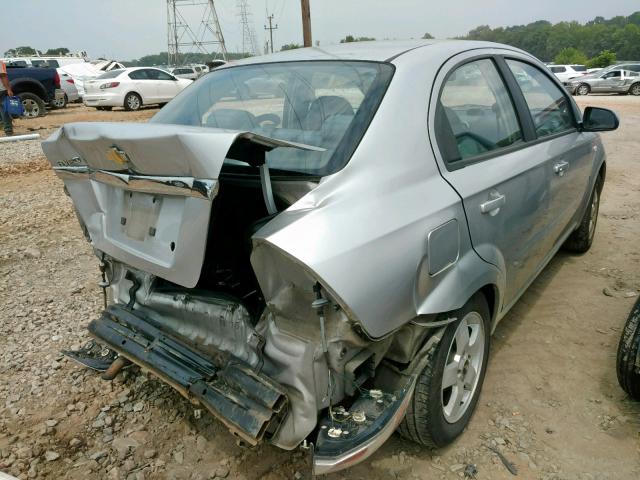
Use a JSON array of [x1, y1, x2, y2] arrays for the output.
[[0, 0, 638, 60]]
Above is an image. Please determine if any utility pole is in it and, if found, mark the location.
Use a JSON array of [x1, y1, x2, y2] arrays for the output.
[[264, 14, 278, 54], [300, 0, 312, 47]]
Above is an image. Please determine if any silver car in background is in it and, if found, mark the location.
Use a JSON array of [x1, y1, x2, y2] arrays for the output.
[[43, 40, 618, 475], [568, 68, 640, 96]]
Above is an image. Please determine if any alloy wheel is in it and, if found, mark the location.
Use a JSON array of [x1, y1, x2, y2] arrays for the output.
[[127, 95, 140, 110], [22, 99, 40, 118], [441, 311, 486, 423], [578, 84, 589, 96]]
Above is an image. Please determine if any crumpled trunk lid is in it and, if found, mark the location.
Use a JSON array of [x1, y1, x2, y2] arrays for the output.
[[42, 122, 300, 287]]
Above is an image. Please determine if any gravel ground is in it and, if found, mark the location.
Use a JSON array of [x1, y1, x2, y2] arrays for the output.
[[0, 100, 639, 480]]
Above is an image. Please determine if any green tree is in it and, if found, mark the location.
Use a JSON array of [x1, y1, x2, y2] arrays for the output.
[[15, 46, 38, 56], [422, 32, 434, 39], [340, 35, 375, 43], [280, 43, 302, 51], [461, 11, 640, 62], [586, 50, 617, 68], [553, 47, 588, 65], [44, 47, 70, 56]]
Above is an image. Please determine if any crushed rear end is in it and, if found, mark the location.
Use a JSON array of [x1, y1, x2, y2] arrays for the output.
[[44, 122, 426, 475]]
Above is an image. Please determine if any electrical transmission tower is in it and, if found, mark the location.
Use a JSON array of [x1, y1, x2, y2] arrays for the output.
[[167, 0, 228, 66], [237, 0, 259, 56]]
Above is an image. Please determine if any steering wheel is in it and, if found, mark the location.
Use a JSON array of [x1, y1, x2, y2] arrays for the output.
[[455, 131, 495, 150], [255, 113, 281, 127]]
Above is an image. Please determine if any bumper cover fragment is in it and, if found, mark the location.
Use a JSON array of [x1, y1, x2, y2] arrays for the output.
[[89, 305, 288, 445]]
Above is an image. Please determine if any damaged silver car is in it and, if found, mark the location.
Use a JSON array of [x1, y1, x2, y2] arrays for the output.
[[44, 40, 618, 474]]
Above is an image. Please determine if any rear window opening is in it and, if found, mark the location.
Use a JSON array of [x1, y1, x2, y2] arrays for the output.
[[151, 61, 394, 176]]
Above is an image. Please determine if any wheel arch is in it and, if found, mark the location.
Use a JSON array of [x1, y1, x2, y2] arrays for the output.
[[415, 246, 504, 331], [124, 91, 143, 104], [11, 79, 47, 101]]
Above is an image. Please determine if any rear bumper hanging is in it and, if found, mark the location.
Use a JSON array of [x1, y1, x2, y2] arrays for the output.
[[89, 304, 288, 445]]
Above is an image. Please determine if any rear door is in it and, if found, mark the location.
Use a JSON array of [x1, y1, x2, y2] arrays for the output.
[[430, 52, 553, 306]]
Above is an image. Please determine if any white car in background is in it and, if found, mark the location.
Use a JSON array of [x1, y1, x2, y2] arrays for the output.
[[53, 69, 80, 108], [171, 66, 199, 80], [547, 64, 588, 83], [83, 67, 192, 111]]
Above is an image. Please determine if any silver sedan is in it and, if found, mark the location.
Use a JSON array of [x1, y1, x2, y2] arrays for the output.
[[567, 68, 640, 96], [43, 40, 618, 475]]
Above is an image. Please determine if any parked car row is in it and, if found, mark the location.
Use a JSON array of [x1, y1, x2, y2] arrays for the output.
[[546, 62, 640, 96]]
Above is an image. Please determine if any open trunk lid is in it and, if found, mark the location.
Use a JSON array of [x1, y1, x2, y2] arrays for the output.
[[42, 122, 314, 287]]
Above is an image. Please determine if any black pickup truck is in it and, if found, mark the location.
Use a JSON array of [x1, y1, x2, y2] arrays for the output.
[[5, 64, 64, 118]]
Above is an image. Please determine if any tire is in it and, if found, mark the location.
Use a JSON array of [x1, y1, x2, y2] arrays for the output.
[[399, 293, 490, 448], [617, 298, 640, 400], [52, 93, 68, 109], [124, 92, 142, 111], [576, 83, 590, 96], [629, 83, 640, 96], [18, 92, 46, 118], [563, 176, 602, 253]]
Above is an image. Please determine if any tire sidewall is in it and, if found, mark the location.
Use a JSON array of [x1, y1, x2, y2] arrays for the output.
[[420, 294, 491, 446], [125, 93, 141, 111]]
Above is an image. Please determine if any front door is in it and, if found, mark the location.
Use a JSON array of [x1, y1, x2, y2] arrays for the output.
[[504, 59, 594, 247], [149, 69, 181, 102], [430, 54, 553, 306]]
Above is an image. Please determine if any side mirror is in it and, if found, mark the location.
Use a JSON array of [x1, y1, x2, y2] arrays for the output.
[[581, 106, 619, 132]]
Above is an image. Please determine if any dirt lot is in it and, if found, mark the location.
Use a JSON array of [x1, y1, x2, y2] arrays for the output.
[[1, 98, 639, 480]]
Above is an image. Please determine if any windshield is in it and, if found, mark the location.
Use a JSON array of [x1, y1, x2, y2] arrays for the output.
[[151, 61, 394, 176]]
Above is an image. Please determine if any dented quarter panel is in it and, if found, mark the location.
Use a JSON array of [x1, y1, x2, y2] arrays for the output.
[[252, 43, 505, 338]]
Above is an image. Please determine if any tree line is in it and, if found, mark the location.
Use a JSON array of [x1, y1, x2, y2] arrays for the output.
[[462, 11, 640, 64]]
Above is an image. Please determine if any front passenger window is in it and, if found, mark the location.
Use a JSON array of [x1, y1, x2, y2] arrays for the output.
[[435, 59, 523, 164], [506, 60, 575, 138]]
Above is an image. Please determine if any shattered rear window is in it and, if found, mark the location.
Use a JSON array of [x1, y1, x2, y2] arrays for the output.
[[151, 61, 394, 176]]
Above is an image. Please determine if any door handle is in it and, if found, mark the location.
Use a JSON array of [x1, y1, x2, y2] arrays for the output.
[[554, 160, 569, 176], [480, 192, 506, 214]]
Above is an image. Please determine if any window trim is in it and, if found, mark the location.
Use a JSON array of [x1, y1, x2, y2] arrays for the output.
[[433, 53, 582, 172], [434, 55, 528, 170], [502, 56, 580, 136]]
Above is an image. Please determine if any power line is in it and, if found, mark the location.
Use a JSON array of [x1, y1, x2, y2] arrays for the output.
[[264, 14, 278, 54], [237, 0, 259, 56], [166, 0, 228, 66]]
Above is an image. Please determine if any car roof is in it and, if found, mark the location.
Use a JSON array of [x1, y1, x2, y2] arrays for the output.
[[228, 39, 521, 66]]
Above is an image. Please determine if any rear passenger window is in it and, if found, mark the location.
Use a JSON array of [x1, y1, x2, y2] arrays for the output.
[[435, 59, 523, 164], [506, 60, 575, 138]]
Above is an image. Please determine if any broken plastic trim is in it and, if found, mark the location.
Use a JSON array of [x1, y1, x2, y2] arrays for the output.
[[312, 376, 416, 475], [52, 166, 218, 200]]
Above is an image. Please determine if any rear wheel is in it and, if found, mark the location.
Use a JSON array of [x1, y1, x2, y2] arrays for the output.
[[576, 83, 590, 96], [52, 93, 68, 109], [617, 298, 640, 400], [399, 293, 490, 447], [563, 176, 602, 253], [124, 93, 142, 111], [630, 83, 640, 96], [19, 92, 46, 118]]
